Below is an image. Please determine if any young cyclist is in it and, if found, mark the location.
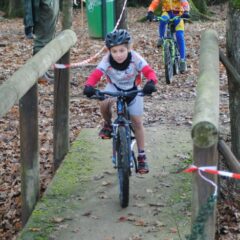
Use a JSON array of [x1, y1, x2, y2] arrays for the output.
[[146, 0, 190, 73], [83, 29, 158, 174]]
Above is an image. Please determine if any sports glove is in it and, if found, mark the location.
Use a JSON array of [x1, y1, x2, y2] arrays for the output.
[[182, 11, 190, 19], [83, 85, 96, 98], [143, 80, 157, 95], [146, 11, 154, 22]]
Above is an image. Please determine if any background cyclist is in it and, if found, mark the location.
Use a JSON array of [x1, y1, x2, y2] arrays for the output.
[[83, 29, 158, 174], [146, 0, 190, 73]]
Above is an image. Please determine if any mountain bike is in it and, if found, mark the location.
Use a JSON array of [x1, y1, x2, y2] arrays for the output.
[[92, 89, 144, 208], [154, 15, 188, 84]]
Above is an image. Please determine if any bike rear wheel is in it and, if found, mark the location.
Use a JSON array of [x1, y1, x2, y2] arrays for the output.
[[173, 45, 180, 75], [116, 126, 131, 208], [164, 41, 174, 84]]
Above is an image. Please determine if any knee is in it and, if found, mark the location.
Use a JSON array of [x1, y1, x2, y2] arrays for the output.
[[132, 119, 143, 130]]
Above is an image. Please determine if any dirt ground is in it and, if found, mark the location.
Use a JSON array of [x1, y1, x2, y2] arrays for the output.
[[0, 3, 236, 240]]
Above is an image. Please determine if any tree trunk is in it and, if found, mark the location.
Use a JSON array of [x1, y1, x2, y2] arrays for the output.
[[62, 0, 73, 29], [226, 1, 240, 160], [115, 0, 127, 29], [8, 0, 23, 17], [192, 0, 208, 14]]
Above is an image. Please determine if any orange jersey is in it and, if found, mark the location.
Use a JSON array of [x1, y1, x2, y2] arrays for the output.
[[148, 0, 190, 13]]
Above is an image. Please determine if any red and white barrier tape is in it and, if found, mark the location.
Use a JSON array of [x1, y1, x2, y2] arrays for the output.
[[184, 165, 219, 196], [184, 165, 240, 180], [54, 47, 105, 69], [54, 0, 128, 69]]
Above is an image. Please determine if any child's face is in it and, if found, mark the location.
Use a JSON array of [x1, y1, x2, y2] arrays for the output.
[[110, 44, 129, 64]]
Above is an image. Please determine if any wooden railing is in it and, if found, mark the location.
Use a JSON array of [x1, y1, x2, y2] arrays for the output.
[[0, 29, 77, 224], [191, 29, 240, 239]]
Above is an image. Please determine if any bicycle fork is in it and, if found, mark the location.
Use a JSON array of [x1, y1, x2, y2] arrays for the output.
[[112, 124, 135, 170]]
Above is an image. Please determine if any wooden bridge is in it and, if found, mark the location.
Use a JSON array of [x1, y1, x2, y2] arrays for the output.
[[1, 29, 240, 239]]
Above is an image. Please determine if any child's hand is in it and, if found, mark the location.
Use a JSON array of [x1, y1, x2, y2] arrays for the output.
[[83, 85, 96, 98], [146, 11, 154, 22], [143, 80, 157, 95]]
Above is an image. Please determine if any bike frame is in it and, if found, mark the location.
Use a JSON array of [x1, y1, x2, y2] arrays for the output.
[[161, 18, 180, 66], [112, 95, 137, 171], [91, 89, 144, 207]]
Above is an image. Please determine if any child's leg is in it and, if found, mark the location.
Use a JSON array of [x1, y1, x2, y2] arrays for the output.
[[175, 19, 185, 60], [130, 115, 144, 151], [99, 98, 114, 139], [131, 115, 149, 174], [159, 12, 169, 38], [100, 99, 113, 125], [100, 83, 117, 124]]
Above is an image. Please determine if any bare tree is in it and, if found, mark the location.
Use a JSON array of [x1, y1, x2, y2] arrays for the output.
[[226, 1, 240, 159], [8, 0, 23, 17]]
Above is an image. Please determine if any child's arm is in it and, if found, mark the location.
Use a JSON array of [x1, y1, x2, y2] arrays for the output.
[[148, 0, 161, 12], [85, 69, 104, 87], [83, 69, 104, 98], [181, 0, 190, 12], [141, 65, 158, 85]]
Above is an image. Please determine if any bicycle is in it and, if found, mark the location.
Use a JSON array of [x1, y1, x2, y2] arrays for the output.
[[92, 89, 144, 208], [154, 15, 188, 84]]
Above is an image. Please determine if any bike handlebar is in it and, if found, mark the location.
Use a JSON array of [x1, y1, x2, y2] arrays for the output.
[[91, 89, 144, 101], [153, 15, 190, 22]]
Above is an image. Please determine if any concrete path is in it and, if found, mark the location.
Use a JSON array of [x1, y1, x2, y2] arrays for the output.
[[18, 125, 192, 240]]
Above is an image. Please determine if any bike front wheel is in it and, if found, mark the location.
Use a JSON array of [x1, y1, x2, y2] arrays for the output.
[[164, 41, 174, 84], [116, 126, 131, 208]]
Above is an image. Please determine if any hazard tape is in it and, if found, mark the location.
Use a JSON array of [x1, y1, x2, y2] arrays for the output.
[[54, 47, 105, 69], [184, 165, 240, 180]]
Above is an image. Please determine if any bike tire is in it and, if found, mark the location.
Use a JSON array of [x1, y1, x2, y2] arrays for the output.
[[116, 126, 130, 208], [173, 57, 180, 75], [173, 45, 180, 75], [164, 42, 174, 84]]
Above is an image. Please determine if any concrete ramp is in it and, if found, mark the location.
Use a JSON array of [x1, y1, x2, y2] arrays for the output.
[[18, 125, 192, 240]]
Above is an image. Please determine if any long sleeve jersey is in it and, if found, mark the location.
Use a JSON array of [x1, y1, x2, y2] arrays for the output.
[[148, 0, 190, 13], [85, 50, 157, 91]]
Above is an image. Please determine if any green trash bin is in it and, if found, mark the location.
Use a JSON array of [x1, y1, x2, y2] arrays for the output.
[[86, 0, 115, 39]]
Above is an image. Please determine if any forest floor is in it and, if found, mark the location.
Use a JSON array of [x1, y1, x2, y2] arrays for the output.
[[0, 3, 239, 240]]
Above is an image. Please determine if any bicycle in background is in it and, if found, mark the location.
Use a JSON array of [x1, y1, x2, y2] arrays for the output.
[[154, 15, 189, 84]]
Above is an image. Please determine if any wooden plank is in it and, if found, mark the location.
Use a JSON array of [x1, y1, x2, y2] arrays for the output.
[[0, 29, 77, 118], [192, 144, 218, 239], [53, 51, 70, 170], [219, 50, 240, 86], [192, 29, 219, 148], [19, 84, 39, 224], [218, 139, 240, 173]]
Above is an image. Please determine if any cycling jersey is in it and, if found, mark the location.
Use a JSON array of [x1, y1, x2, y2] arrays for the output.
[[148, 0, 190, 14], [86, 50, 157, 91]]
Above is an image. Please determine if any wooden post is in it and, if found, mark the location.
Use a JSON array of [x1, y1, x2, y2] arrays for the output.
[[19, 84, 39, 225], [0, 29, 77, 225], [53, 51, 70, 170], [52, 0, 73, 171], [191, 29, 219, 239]]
